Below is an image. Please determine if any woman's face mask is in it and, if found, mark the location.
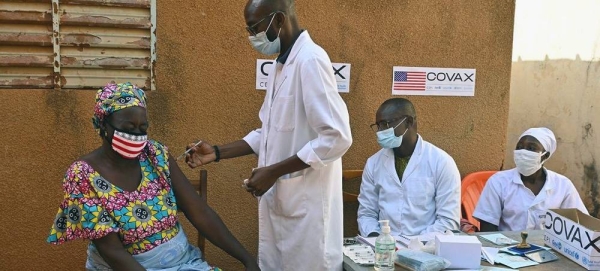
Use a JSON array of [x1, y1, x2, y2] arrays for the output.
[[376, 118, 408, 149], [514, 149, 547, 176], [105, 122, 148, 159], [248, 13, 281, 55]]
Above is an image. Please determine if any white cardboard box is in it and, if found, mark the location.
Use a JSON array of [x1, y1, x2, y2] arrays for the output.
[[544, 209, 600, 270], [435, 235, 482, 269]]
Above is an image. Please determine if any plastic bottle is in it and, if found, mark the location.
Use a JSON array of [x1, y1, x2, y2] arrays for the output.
[[374, 220, 395, 270]]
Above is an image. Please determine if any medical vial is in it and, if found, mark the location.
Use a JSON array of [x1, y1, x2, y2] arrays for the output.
[[374, 220, 395, 271]]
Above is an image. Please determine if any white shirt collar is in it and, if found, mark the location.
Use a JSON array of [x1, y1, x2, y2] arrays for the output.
[[511, 167, 555, 191]]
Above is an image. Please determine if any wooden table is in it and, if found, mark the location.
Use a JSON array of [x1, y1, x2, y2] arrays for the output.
[[343, 230, 585, 270]]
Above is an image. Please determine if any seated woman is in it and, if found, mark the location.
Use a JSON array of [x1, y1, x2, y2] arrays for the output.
[[473, 127, 588, 232], [47, 82, 259, 271]]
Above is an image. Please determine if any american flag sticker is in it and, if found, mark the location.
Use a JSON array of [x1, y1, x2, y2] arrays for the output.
[[392, 66, 476, 97], [393, 71, 426, 91]]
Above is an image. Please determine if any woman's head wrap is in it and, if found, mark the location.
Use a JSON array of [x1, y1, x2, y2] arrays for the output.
[[519, 127, 557, 157], [92, 82, 147, 132]]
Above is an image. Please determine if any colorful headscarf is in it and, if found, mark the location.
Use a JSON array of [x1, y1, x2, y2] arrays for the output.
[[519, 127, 557, 157], [92, 82, 147, 133]]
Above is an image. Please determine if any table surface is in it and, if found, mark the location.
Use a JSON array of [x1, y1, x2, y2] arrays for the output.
[[343, 230, 585, 271]]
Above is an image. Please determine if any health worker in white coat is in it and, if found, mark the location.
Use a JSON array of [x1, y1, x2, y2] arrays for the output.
[[358, 98, 461, 237], [474, 127, 588, 232], [185, 0, 352, 270]]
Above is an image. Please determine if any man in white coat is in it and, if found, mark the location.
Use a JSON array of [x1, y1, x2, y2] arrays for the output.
[[358, 98, 460, 237], [185, 0, 352, 270]]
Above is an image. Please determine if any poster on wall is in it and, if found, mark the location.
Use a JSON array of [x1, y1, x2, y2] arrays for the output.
[[392, 66, 476, 96], [256, 59, 351, 93]]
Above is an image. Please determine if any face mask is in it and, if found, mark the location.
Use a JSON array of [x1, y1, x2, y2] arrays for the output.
[[248, 14, 281, 55], [105, 122, 148, 159], [514, 149, 547, 176], [376, 118, 408, 149]]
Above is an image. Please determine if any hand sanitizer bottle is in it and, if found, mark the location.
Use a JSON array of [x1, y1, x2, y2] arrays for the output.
[[374, 220, 395, 271]]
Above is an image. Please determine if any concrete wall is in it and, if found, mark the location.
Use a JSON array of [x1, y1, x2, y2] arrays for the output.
[[506, 0, 600, 215], [0, 0, 515, 270]]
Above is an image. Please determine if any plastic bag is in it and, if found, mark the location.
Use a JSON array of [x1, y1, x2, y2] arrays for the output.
[[395, 249, 450, 271], [407, 230, 454, 254]]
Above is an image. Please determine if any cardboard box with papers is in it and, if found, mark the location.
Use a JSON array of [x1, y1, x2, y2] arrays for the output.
[[544, 208, 600, 270]]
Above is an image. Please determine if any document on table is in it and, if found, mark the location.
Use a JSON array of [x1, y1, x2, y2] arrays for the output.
[[494, 253, 539, 269], [343, 244, 375, 266], [499, 244, 549, 256], [481, 246, 539, 269], [481, 247, 500, 265], [356, 235, 406, 250], [479, 233, 518, 245], [356, 236, 377, 248], [394, 234, 415, 247]]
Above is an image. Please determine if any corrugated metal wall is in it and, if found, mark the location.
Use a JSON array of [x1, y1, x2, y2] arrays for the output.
[[0, 0, 154, 90]]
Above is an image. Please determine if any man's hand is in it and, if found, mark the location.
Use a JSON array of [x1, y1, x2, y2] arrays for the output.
[[185, 141, 216, 168], [244, 166, 280, 197]]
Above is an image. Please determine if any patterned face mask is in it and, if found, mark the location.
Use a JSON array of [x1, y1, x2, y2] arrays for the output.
[[106, 121, 147, 159]]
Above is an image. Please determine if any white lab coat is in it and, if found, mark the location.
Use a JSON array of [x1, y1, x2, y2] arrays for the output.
[[357, 136, 461, 237], [473, 168, 588, 231], [243, 31, 352, 271]]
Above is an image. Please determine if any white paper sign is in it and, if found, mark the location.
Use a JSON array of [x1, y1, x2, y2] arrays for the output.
[[392, 66, 476, 96], [256, 59, 351, 93], [333, 63, 351, 93], [255, 59, 273, 90]]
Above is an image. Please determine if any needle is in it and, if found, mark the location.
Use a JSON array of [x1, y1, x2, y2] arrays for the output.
[[177, 141, 202, 161]]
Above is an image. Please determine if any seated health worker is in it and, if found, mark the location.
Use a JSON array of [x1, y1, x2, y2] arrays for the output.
[[47, 82, 259, 271], [357, 98, 461, 237], [474, 127, 588, 232]]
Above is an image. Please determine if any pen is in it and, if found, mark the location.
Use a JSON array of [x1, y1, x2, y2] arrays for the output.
[[177, 141, 203, 161]]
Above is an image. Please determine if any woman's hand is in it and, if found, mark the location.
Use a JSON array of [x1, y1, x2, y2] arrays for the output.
[[185, 140, 216, 168]]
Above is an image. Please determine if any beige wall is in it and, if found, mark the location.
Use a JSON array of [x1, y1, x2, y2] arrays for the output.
[[506, 0, 600, 216], [0, 0, 515, 270]]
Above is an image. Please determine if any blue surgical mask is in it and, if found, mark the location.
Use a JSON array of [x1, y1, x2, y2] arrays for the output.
[[376, 118, 408, 149], [248, 14, 281, 55]]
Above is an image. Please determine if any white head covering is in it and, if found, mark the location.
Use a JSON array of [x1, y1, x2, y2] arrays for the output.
[[519, 127, 557, 157]]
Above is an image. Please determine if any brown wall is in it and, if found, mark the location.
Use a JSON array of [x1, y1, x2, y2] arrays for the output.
[[0, 1, 515, 270]]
